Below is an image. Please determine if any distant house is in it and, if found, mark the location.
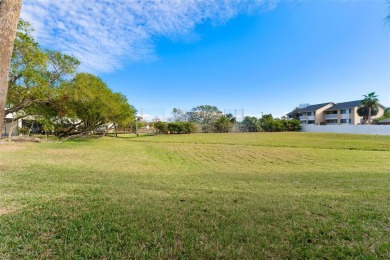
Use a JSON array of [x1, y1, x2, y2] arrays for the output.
[[287, 100, 386, 125], [287, 102, 334, 125], [378, 118, 390, 125], [2, 113, 43, 137], [324, 100, 385, 125]]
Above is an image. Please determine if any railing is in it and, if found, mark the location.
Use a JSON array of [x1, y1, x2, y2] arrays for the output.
[[324, 114, 337, 120]]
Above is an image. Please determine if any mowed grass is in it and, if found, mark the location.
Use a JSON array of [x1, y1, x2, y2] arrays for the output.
[[0, 132, 389, 258]]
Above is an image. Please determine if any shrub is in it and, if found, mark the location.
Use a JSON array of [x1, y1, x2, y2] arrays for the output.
[[18, 126, 30, 136], [154, 121, 168, 134], [167, 122, 196, 134], [260, 117, 301, 132], [54, 127, 70, 137]]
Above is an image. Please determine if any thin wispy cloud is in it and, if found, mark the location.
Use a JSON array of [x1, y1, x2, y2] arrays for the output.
[[21, 0, 276, 73]]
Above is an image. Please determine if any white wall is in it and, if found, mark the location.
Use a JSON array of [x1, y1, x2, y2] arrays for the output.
[[301, 124, 390, 135]]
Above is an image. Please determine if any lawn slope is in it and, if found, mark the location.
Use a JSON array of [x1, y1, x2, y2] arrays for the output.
[[0, 133, 389, 258]]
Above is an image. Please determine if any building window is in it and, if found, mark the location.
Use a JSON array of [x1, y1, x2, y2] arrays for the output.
[[340, 109, 346, 114], [341, 119, 351, 124], [308, 120, 315, 124], [326, 119, 337, 124], [326, 111, 337, 114], [349, 109, 352, 113], [307, 112, 312, 116]]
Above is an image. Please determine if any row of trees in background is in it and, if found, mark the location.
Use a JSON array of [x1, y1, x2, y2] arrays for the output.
[[154, 122, 197, 134], [241, 114, 301, 132], [152, 105, 301, 134], [5, 20, 136, 139]]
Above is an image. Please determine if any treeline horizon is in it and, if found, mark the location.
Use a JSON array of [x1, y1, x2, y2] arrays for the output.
[[150, 105, 301, 134]]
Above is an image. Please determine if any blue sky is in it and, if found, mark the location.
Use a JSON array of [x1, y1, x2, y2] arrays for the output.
[[22, 0, 390, 119]]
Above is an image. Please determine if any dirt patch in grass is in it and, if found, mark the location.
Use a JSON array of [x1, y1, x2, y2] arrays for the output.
[[0, 142, 27, 152], [0, 208, 15, 216]]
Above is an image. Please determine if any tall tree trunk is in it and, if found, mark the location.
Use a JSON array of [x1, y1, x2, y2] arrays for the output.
[[368, 106, 372, 125], [0, 0, 22, 139]]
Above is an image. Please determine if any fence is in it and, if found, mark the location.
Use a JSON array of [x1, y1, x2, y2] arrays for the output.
[[301, 124, 390, 135]]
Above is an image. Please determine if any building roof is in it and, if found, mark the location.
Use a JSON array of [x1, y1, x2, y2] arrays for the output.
[[286, 102, 333, 116], [325, 100, 387, 111], [299, 102, 334, 113], [325, 100, 362, 111], [286, 110, 298, 116], [287, 100, 387, 116]]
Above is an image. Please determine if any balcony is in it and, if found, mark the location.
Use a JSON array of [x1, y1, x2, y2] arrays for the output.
[[299, 115, 315, 121], [325, 114, 337, 120]]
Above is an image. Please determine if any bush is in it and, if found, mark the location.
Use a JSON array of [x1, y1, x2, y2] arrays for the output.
[[54, 127, 70, 137], [168, 122, 196, 134], [285, 119, 301, 131], [154, 121, 168, 134], [260, 117, 301, 132], [18, 126, 30, 136]]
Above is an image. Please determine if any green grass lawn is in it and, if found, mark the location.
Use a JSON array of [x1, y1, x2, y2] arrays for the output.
[[0, 132, 389, 258]]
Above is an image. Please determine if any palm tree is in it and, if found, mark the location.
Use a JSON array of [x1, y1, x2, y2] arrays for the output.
[[361, 92, 379, 124], [0, 0, 22, 138], [357, 106, 378, 124]]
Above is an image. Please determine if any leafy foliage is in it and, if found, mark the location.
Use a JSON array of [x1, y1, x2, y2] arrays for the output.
[[7, 20, 80, 119], [188, 105, 222, 124], [6, 20, 136, 139], [154, 121, 168, 134], [358, 92, 379, 124], [240, 116, 261, 132], [213, 114, 236, 133], [155, 121, 196, 134], [171, 108, 189, 122], [240, 114, 300, 132]]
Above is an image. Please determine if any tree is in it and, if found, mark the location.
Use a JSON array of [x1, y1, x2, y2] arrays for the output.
[[108, 93, 136, 136], [0, 0, 22, 138], [171, 108, 189, 122], [290, 107, 301, 120], [384, 108, 390, 119], [360, 92, 379, 124], [213, 113, 236, 133], [188, 105, 222, 132], [154, 121, 168, 134], [240, 116, 260, 132], [7, 20, 47, 117], [357, 106, 378, 124], [4, 19, 80, 140], [6, 20, 80, 122], [41, 73, 135, 139]]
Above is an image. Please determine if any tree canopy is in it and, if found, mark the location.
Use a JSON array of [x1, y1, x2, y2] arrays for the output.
[[5, 20, 136, 139], [359, 92, 379, 124]]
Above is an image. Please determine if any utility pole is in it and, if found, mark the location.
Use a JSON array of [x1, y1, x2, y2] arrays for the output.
[[235, 109, 237, 132], [135, 116, 139, 137]]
